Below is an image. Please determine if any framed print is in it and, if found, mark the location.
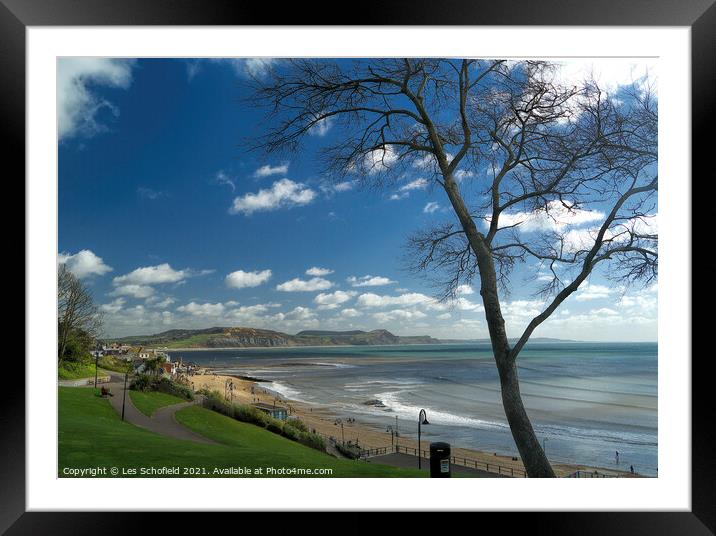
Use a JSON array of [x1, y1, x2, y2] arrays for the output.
[[4, 0, 710, 531]]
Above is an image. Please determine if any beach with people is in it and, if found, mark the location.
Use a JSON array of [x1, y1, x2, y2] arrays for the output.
[[188, 363, 642, 478]]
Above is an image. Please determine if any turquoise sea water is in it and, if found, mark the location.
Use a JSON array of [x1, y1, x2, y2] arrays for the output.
[[169, 342, 657, 475]]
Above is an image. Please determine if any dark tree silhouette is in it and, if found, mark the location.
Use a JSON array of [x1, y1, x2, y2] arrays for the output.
[[249, 59, 657, 477]]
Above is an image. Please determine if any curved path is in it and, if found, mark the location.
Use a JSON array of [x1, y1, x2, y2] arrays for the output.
[[104, 373, 217, 445]]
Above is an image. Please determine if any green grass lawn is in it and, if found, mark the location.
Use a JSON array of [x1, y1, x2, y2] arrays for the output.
[[59, 387, 423, 478], [128, 390, 188, 416], [58, 362, 107, 380]]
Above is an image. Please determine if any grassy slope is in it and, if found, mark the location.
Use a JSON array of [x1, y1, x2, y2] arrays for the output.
[[58, 362, 106, 380], [128, 391, 187, 416], [59, 387, 422, 477]]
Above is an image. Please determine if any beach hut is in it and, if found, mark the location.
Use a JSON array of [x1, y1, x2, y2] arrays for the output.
[[252, 402, 288, 421]]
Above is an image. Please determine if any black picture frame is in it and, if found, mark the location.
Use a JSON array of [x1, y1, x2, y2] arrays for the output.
[[4, 0, 707, 532]]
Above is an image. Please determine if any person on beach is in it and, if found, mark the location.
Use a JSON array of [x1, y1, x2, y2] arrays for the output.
[[615, 451, 619, 464], [630, 465, 634, 474]]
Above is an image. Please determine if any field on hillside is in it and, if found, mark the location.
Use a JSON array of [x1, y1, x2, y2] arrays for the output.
[[58, 387, 423, 477]]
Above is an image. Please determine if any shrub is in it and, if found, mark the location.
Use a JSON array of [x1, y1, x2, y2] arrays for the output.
[[298, 432, 326, 453], [283, 417, 308, 433], [129, 374, 153, 392], [280, 424, 301, 441], [202, 390, 233, 417], [233, 404, 269, 428], [335, 441, 361, 459], [266, 420, 283, 435], [156, 377, 194, 400]]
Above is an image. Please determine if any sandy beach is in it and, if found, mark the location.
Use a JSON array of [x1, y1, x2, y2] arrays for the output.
[[188, 370, 636, 478]]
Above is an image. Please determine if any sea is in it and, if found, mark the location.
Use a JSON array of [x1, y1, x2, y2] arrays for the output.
[[168, 341, 657, 476]]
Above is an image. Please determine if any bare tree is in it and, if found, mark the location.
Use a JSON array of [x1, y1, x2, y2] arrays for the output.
[[58, 264, 104, 364], [249, 59, 657, 477]]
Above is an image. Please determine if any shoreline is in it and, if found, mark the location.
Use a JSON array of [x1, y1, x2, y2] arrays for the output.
[[188, 369, 639, 478]]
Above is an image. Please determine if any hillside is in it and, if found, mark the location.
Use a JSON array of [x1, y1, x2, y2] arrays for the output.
[[115, 327, 439, 349]]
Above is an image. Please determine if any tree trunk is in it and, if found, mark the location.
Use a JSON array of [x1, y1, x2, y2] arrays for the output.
[[475, 239, 556, 478], [440, 174, 555, 477], [496, 356, 555, 477]]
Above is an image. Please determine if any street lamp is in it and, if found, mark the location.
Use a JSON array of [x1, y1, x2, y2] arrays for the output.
[[386, 425, 395, 449], [121, 361, 131, 421], [94, 341, 102, 389], [334, 419, 345, 445], [418, 409, 429, 469]]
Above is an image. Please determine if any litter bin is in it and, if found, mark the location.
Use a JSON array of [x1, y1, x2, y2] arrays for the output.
[[430, 442, 451, 478]]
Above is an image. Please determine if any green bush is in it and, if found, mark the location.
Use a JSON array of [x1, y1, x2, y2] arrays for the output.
[[129, 375, 193, 400], [298, 431, 326, 452], [280, 424, 301, 441], [129, 374, 153, 392], [335, 441, 361, 459], [202, 391, 234, 417], [97, 355, 131, 373], [266, 420, 283, 435], [232, 404, 269, 427], [156, 377, 194, 401], [283, 418, 308, 433]]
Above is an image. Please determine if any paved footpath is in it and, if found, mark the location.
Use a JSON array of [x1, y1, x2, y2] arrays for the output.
[[103, 373, 217, 445]]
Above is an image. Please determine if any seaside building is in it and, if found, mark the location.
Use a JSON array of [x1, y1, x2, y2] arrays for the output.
[[252, 403, 288, 421]]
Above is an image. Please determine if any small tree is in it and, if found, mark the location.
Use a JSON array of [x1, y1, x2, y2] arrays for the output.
[[58, 264, 103, 365], [249, 59, 657, 477]]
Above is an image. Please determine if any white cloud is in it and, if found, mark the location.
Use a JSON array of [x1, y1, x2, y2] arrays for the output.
[[554, 60, 657, 95], [225, 269, 272, 289], [110, 263, 192, 299], [400, 178, 428, 192], [146, 296, 176, 309], [209, 58, 277, 79], [340, 308, 363, 318], [254, 163, 289, 178], [58, 249, 113, 278], [373, 309, 427, 323], [456, 284, 474, 295], [357, 292, 434, 308], [423, 202, 440, 214], [306, 267, 334, 276], [113, 263, 188, 286], [230, 179, 316, 215], [489, 200, 605, 233], [243, 58, 276, 78], [309, 115, 334, 137], [363, 147, 398, 174], [284, 306, 316, 321], [214, 170, 235, 191], [57, 58, 135, 141], [109, 284, 155, 299], [563, 214, 658, 254], [437, 313, 452, 320], [347, 275, 397, 287], [177, 302, 226, 317], [276, 277, 334, 292], [314, 290, 357, 310], [101, 298, 125, 314], [575, 283, 613, 301], [333, 181, 355, 192]]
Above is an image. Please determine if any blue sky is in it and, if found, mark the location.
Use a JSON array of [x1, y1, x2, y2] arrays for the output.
[[58, 58, 657, 341]]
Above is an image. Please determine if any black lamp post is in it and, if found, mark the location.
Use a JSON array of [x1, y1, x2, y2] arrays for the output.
[[418, 409, 429, 469], [121, 362, 131, 421], [94, 341, 102, 389], [335, 419, 345, 445], [386, 426, 395, 449]]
